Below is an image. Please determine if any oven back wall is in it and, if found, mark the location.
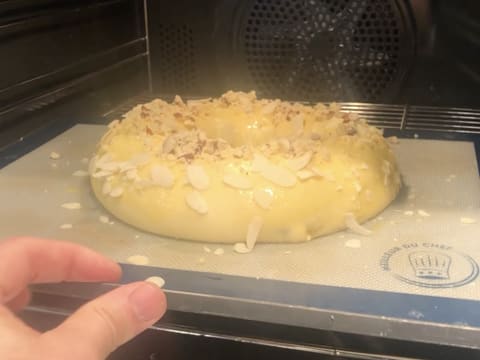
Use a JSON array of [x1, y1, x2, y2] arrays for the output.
[[147, 0, 480, 108]]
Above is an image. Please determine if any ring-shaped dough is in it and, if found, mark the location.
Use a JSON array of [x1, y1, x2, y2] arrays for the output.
[[90, 91, 401, 245]]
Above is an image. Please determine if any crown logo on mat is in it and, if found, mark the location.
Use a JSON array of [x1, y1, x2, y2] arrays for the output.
[[408, 251, 451, 280]]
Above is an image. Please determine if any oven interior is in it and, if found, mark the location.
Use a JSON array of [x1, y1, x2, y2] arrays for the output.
[[1, 1, 480, 359]]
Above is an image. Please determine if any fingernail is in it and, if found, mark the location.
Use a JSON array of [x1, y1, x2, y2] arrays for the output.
[[128, 282, 165, 321], [145, 276, 165, 288]]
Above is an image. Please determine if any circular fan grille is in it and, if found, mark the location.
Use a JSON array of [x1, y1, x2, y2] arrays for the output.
[[242, 0, 414, 102]]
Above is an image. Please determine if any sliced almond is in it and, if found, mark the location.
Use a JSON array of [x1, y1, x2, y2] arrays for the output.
[[49, 151, 61, 160], [417, 209, 430, 217], [174, 94, 185, 106], [102, 182, 112, 195], [251, 153, 270, 172], [246, 216, 263, 250], [312, 168, 336, 182], [110, 187, 124, 198], [253, 188, 274, 209], [186, 164, 210, 190], [61, 202, 82, 210], [345, 213, 372, 236], [127, 255, 150, 265], [151, 165, 174, 188], [118, 162, 137, 173], [99, 215, 110, 224], [97, 161, 120, 172], [234, 242, 252, 254], [108, 119, 119, 128], [162, 135, 176, 154], [387, 136, 400, 144], [130, 153, 150, 167], [223, 173, 252, 189], [185, 191, 208, 214], [88, 156, 98, 175], [261, 164, 297, 187], [145, 276, 165, 288], [287, 151, 312, 171], [92, 170, 113, 178], [296, 170, 316, 180], [213, 248, 225, 256], [345, 239, 362, 249]]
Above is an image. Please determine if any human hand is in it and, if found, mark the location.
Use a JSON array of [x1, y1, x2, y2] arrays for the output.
[[0, 237, 167, 359]]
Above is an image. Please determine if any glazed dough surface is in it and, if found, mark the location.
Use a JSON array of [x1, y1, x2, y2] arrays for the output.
[[90, 91, 401, 246]]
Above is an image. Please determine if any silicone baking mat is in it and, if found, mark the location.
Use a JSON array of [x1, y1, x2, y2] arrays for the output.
[[1, 124, 479, 301]]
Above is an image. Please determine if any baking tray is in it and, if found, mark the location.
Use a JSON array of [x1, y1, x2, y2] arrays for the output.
[[1, 124, 480, 348]]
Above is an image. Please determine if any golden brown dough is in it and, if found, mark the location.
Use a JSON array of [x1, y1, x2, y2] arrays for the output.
[[90, 91, 401, 246]]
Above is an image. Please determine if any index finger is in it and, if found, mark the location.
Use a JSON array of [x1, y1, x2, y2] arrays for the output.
[[0, 237, 121, 304]]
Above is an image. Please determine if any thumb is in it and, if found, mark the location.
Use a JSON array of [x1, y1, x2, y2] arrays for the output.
[[44, 281, 166, 359]]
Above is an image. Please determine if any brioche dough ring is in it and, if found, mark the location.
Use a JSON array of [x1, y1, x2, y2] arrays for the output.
[[90, 91, 401, 247]]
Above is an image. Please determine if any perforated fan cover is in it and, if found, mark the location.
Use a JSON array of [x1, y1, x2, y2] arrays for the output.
[[155, 24, 196, 92], [240, 0, 415, 102]]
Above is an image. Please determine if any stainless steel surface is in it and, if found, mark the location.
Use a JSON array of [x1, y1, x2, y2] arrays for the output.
[[0, 53, 148, 122], [25, 298, 421, 359], [31, 281, 480, 352], [0, 38, 146, 105]]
